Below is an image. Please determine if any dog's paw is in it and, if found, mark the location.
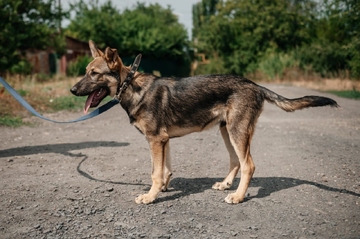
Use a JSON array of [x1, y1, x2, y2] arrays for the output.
[[161, 185, 168, 192], [212, 181, 231, 191], [224, 193, 244, 204], [135, 194, 156, 204]]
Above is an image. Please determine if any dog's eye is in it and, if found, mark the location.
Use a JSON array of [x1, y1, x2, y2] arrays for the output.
[[91, 71, 99, 76]]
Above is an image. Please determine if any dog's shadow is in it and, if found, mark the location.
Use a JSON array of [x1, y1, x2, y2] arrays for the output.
[[156, 176, 360, 203], [0, 141, 148, 187], [0, 141, 129, 158], [75, 153, 360, 202]]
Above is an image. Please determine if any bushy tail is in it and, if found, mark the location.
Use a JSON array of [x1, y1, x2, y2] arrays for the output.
[[259, 85, 339, 112]]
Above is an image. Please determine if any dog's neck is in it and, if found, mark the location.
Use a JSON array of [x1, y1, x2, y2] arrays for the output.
[[114, 54, 142, 101]]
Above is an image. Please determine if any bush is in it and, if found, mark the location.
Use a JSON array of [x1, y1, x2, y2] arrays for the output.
[[258, 51, 298, 80], [9, 60, 33, 75], [193, 56, 228, 75], [0, 115, 25, 127], [348, 38, 360, 79], [295, 42, 351, 78], [67, 55, 92, 77]]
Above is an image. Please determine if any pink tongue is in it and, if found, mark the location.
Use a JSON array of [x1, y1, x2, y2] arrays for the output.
[[84, 92, 96, 114]]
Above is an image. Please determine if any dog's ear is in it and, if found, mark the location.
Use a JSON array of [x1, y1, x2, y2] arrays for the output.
[[89, 40, 104, 58], [104, 47, 123, 70]]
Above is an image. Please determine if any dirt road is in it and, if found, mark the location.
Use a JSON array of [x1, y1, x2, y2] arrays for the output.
[[0, 84, 359, 239]]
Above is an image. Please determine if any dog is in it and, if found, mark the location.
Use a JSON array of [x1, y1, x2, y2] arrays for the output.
[[70, 40, 338, 204]]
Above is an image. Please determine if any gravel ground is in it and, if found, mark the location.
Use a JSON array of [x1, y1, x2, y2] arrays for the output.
[[0, 84, 359, 239]]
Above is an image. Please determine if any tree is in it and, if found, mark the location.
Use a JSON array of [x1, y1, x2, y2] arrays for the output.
[[65, 0, 121, 50], [192, 0, 219, 39], [294, 0, 360, 78], [193, 0, 360, 79], [0, 0, 67, 74], [193, 0, 317, 75], [66, 1, 190, 72]]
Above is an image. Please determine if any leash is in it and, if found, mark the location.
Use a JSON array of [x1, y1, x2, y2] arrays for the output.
[[0, 76, 119, 123]]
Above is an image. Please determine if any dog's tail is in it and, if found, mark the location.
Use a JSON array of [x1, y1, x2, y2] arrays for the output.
[[259, 85, 339, 112]]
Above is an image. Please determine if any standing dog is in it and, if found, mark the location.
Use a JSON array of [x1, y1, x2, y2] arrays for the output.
[[71, 40, 338, 204]]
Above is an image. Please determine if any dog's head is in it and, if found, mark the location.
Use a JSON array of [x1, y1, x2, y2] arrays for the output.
[[70, 40, 128, 114]]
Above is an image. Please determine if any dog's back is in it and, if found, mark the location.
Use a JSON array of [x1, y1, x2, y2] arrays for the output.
[[125, 74, 337, 137]]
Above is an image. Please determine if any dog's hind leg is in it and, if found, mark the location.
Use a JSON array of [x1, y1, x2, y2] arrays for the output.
[[135, 132, 169, 204], [162, 141, 172, 192], [212, 125, 240, 191], [224, 111, 257, 204]]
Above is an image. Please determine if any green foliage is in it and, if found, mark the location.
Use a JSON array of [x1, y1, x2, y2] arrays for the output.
[[258, 51, 298, 80], [192, 0, 360, 79], [193, 0, 316, 75], [0, 94, 87, 127], [67, 55, 92, 76], [0, 0, 68, 74], [348, 37, 360, 79], [194, 56, 228, 75], [296, 0, 360, 78], [48, 96, 88, 112], [66, 1, 191, 75], [192, 0, 219, 39], [0, 115, 25, 127], [9, 60, 33, 75], [17, 89, 28, 97], [295, 42, 351, 77], [327, 89, 360, 99]]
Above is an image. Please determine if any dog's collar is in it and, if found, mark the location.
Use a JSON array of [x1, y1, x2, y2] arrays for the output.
[[113, 54, 142, 102]]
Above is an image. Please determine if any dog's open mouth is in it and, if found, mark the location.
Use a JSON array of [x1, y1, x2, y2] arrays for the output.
[[84, 88, 108, 114]]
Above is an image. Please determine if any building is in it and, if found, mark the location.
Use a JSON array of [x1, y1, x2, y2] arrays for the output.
[[25, 36, 90, 75]]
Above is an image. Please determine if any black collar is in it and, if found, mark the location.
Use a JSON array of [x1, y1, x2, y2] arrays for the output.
[[112, 54, 142, 102]]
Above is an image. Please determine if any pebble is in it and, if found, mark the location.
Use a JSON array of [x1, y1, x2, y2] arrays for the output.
[[33, 224, 41, 229], [252, 198, 265, 206], [196, 223, 203, 229], [308, 230, 315, 235], [114, 221, 130, 229], [43, 229, 52, 234]]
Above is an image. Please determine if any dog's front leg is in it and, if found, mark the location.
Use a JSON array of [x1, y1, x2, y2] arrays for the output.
[[162, 141, 172, 192], [135, 133, 168, 204]]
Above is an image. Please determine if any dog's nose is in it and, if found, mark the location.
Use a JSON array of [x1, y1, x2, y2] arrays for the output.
[[70, 86, 77, 95]]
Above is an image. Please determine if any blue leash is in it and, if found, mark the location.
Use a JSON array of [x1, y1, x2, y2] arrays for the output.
[[0, 76, 119, 123]]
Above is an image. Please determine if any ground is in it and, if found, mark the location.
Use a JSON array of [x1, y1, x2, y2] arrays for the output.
[[0, 84, 359, 239]]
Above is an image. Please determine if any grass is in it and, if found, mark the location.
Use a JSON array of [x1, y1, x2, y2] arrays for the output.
[[0, 76, 89, 127], [0, 115, 28, 127], [0, 95, 88, 127], [327, 89, 360, 99], [48, 96, 87, 112]]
